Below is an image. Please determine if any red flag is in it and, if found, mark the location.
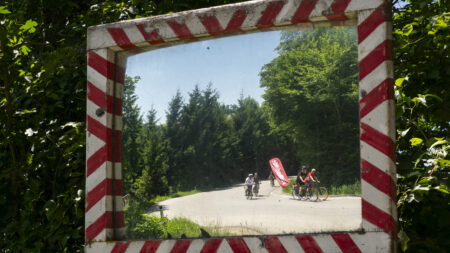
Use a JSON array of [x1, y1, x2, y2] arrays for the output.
[[269, 158, 290, 188]]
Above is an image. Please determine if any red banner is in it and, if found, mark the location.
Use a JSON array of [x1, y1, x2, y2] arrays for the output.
[[269, 158, 290, 188]]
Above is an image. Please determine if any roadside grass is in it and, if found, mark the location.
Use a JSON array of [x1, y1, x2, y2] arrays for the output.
[[152, 189, 201, 203], [166, 217, 206, 238], [134, 214, 238, 239], [164, 217, 243, 238], [328, 181, 361, 195], [206, 223, 243, 237], [282, 179, 361, 195]]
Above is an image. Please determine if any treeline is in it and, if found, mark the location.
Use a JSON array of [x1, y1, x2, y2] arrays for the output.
[[122, 79, 299, 200], [122, 27, 361, 203]]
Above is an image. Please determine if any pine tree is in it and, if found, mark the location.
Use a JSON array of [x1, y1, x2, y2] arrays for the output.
[[122, 76, 144, 193], [232, 96, 271, 176], [131, 108, 169, 202], [164, 91, 184, 190]]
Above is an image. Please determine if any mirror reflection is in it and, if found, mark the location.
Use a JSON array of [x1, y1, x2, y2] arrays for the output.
[[121, 27, 361, 239]]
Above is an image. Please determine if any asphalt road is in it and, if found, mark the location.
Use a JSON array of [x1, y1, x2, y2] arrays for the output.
[[151, 180, 361, 235]]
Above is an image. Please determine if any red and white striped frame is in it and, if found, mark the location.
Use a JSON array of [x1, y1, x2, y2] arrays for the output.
[[86, 0, 396, 252]]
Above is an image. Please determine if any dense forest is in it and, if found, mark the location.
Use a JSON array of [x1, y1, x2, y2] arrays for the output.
[[121, 27, 360, 204], [1, 0, 448, 251]]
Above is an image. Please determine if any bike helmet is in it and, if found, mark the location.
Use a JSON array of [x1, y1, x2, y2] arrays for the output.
[[248, 173, 253, 177], [311, 168, 316, 173], [254, 172, 258, 176]]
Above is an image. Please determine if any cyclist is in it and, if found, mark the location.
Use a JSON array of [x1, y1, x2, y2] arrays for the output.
[[268, 172, 275, 186], [253, 172, 261, 195], [254, 173, 260, 184], [305, 168, 320, 194], [244, 174, 254, 196], [295, 166, 308, 196]]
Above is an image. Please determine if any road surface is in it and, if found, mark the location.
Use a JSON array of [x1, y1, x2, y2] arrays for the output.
[[150, 180, 361, 235]]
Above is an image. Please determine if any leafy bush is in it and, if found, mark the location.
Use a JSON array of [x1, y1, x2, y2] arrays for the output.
[[125, 199, 149, 239], [125, 189, 202, 238], [134, 215, 168, 239], [131, 214, 208, 239], [396, 138, 449, 252], [393, 1, 449, 251]]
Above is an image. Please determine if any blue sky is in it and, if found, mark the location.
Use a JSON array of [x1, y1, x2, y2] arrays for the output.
[[125, 30, 281, 123]]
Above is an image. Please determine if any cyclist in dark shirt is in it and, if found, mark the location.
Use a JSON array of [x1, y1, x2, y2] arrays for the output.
[[254, 172, 260, 184], [253, 172, 261, 195], [296, 166, 308, 196]]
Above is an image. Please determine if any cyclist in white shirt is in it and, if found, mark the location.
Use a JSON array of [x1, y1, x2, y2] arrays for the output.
[[244, 174, 254, 195]]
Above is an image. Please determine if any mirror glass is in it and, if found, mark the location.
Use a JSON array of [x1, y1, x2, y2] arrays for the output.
[[120, 27, 362, 240]]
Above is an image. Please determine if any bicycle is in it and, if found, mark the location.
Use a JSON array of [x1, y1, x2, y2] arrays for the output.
[[245, 185, 253, 200], [307, 182, 328, 201], [292, 184, 307, 200], [253, 183, 260, 197]]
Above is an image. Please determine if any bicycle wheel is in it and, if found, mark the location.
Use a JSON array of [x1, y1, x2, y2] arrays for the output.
[[292, 189, 300, 199], [247, 187, 253, 200], [304, 188, 311, 200], [298, 188, 306, 200], [318, 187, 328, 201], [310, 187, 319, 201]]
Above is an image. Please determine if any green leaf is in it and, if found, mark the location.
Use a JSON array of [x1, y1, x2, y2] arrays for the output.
[[438, 159, 450, 167], [398, 230, 410, 252], [430, 139, 447, 148], [395, 77, 406, 87], [418, 176, 434, 185], [20, 20, 38, 33], [406, 170, 421, 177], [20, 45, 31, 55], [27, 153, 33, 165], [413, 152, 426, 168], [412, 185, 430, 193], [0, 6, 11, 14], [433, 185, 449, 194], [412, 95, 427, 106], [62, 122, 80, 129], [402, 23, 416, 36], [16, 109, 37, 115], [410, 137, 423, 146]]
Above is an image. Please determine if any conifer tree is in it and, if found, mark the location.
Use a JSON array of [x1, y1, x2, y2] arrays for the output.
[[122, 76, 144, 193]]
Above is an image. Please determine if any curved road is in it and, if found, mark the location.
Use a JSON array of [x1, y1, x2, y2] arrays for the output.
[[150, 180, 361, 235]]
